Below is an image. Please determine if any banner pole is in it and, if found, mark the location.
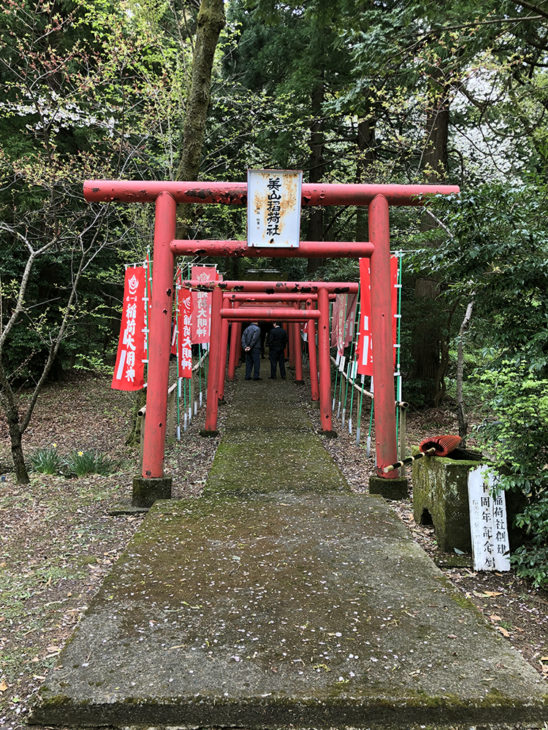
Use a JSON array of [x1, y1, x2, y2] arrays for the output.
[[348, 284, 360, 435]]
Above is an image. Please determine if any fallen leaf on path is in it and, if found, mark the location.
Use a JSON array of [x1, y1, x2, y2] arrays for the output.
[[0, 679, 8, 692], [473, 590, 502, 598], [496, 626, 510, 637]]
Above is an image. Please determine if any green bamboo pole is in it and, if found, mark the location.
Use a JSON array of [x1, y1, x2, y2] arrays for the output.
[[342, 292, 360, 430], [336, 295, 349, 418], [356, 375, 365, 445], [366, 381, 374, 457], [331, 299, 339, 411]]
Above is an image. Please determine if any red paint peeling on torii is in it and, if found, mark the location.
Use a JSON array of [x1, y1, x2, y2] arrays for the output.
[[84, 180, 457, 207], [84, 178, 459, 484]]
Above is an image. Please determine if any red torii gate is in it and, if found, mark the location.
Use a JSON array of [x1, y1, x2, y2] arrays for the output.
[[221, 291, 338, 391], [84, 179, 459, 504], [197, 284, 350, 434], [217, 292, 333, 395], [202, 292, 326, 435]]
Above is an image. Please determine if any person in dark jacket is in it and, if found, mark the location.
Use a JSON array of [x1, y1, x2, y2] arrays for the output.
[[267, 322, 288, 379], [241, 321, 261, 380]]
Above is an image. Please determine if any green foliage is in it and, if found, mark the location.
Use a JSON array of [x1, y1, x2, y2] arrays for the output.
[[73, 350, 114, 376], [64, 449, 116, 478], [427, 182, 548, 370], [29, 446, 116, 478], [476, 365, 548, 588], [419, 181, 548, 585], [29, 447, 64, 476]]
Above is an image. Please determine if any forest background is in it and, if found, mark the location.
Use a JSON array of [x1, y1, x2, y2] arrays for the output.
[[0, 0, 546, 586]]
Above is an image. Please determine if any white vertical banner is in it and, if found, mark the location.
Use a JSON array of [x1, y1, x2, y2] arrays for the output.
[[468, 467, 511, 572]]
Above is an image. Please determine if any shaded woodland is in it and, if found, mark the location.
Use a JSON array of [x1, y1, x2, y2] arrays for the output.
[[0, 0, 546, 584]]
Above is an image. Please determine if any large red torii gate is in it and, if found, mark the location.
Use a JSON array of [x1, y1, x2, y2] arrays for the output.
[[84, 179, 459, 504]]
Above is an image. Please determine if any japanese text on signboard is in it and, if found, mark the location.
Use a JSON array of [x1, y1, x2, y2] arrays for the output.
[[468, 467, 510, 572], [191, 265, 217, 344], [266, 176, 282, 237], [247, 169, 302, 248]]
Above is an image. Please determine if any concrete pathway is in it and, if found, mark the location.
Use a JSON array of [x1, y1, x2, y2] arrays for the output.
[[31, 378, 547, 728]]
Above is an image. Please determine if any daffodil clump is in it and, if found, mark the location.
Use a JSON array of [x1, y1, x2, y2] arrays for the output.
[[29, 446, 115, 478], [29, 445, 63, 475]]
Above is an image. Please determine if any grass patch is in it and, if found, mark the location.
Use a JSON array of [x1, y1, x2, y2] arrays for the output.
[[29, 446, 63, 475], [29, 447, 117, 478], [64, 449, 116, 477]]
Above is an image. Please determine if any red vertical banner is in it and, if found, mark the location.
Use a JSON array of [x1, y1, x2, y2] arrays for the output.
[[331, 295, 346, 354], [357, 256, 398, 376], [178, 286, 193, 378], [191, 265, 217, 343], [112, 266, 146, 390], [331, 293, 358, 353]]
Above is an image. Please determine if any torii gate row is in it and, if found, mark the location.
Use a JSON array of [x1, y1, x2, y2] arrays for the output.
[[203, 291, 335, 420], [187, 280, 359, 293], [219, 292, 335, 398], [203, 295, 325, 436], [84, 179, 459, 501]]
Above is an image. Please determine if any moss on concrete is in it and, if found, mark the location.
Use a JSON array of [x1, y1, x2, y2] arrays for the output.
[[132, 475, 172, 508], [205, 434, 348, 496], [369, 475, 409, 500], [30, 379, 548, 729]]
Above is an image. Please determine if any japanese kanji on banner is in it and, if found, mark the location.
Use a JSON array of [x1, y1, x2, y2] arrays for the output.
[[356, 256, 398, 376], [191, 265, 218, 343], [331, 293, 358, 354], [178, 285, 193, 378], [468, 466, 510, 572], [112, 266, 146, 391]]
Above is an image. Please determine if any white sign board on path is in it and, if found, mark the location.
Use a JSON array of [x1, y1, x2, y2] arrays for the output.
[[467, 466, 511, 572], [247, 169, 302, 248]]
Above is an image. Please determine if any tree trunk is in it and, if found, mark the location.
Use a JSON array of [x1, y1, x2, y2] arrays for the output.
[[0, 365, 29, 483], [306, 82, 326, 276], [411, 87, 450, 406], [456, 300, 474, 443], [126, 389, 147, 447], [176, 0, 225, 235], [355, 115, 376, 243], [8, 414, 28, 484]]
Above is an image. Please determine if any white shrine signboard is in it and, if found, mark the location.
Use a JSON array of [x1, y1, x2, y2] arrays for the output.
[[467, 466, 511, 572], [247, 169, 302, 248]]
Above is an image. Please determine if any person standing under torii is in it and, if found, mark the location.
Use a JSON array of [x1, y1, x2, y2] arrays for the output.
[[242, 321, 262, 380], [267, 322, 288, 379]]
